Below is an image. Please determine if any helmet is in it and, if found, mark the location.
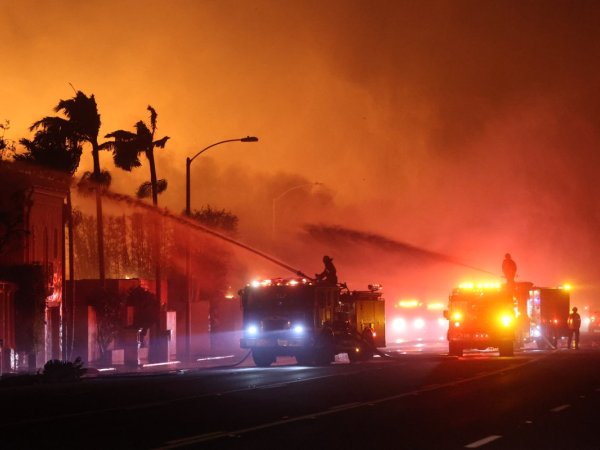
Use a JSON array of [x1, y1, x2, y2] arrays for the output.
[[505, 253, 511, 259], [572, 307, 578, 312]]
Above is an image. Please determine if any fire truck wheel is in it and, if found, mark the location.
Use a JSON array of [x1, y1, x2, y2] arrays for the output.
[[361, 329, 375, 360], [295, 352, 314, 366], [314, 335, 335, 366], [347, 346, 362, 362], [448, 341, 463, 357], [535, 338, 550, 350], [252, 349, 276, 367], [498, 341, 514, 357]]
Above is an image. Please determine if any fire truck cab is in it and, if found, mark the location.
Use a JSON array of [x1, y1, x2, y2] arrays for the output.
[[239, 277, 385, 367], [444, 283, 517, 357]]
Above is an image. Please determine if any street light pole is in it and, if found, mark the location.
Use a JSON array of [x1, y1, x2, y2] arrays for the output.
[[272, 182, 322, 235], [185, 136, 258, 217], [184, 136, 258, 361]]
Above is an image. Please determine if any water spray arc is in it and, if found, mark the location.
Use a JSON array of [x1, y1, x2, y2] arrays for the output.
[[101, 190, 312, 277], [303, 224, 499, 276]]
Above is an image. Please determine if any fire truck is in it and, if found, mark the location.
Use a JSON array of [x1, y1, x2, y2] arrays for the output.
[[239, 277, 385, 367], [523, 285, 570, 349], [444, 281, 572, 356], [444, 283, 517, 357]]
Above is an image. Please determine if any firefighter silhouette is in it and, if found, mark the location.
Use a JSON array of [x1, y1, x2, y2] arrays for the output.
[[315, 255, 338, 285], [567, 306, 581, 350], [502, 253, 517, 285]]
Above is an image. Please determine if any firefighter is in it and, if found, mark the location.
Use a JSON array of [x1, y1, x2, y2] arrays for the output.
[[315, 255, 338, 285], [567, 306, 581, 350], [502, 253, 517, 285]]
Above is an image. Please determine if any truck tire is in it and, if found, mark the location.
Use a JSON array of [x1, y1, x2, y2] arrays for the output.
[[360, 329, 375, 360], [347, 345, 362, 362], [252, 349, 275, 367], [295, 351, 314, 366], [314, 334, 335, 366], [498, 341, 514, 357], [449, 341, 463, 357]]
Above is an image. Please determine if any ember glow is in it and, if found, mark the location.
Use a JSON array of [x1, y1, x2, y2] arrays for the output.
[[2, 1, 600, 311]]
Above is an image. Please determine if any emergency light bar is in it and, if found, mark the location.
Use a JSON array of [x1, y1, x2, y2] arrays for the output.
[[457, 281, 502, 290], [249, 278, 313, 288]]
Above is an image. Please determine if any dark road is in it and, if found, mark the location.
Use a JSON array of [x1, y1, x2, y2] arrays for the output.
[[2, 343, 600, 450]]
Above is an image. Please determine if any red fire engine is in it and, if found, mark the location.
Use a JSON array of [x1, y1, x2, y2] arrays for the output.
[[239, 278, 385, 367]]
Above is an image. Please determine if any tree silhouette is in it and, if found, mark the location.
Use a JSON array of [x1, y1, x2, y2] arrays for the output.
[[18, 121, 82, 174], [0, 120, 16, 159], [103, 105, 169, 205], [31, 91, 109, 284], [189, 205, 239, 235]]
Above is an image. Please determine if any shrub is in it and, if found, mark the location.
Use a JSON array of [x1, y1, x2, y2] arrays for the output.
[[42, 357, 86, 382]]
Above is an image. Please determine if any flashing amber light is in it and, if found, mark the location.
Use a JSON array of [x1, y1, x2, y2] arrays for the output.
[[561, 283, 572, 291], [427, 302, 445, 310], [451, 311, 463, 321], [500, 314, 513, 327], [458, 281, 501, 290], [398, 299, 420, 308], [249, 278, 311, 288]]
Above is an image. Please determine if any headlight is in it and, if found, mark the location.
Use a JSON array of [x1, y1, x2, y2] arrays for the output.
[[247, 325, 259, 336], [500, 314, 513, 327], [292, 324, 304, 334], [451, 312, 462, 321]]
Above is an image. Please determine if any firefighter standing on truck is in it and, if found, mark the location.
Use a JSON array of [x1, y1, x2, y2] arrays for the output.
[[502, 253, 517, 286], [316, 255, 338, 285], [567, 306, 581, 350]]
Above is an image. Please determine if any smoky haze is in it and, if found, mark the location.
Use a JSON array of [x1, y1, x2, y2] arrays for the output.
[[2, 1, 600, 308]]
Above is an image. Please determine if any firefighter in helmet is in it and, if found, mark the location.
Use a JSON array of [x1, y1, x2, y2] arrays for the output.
[[567, 306, 581, 350], [316, 255, 338, 285], [502, 253, 517, 285]]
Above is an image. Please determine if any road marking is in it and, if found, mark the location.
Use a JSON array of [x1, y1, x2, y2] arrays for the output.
[[464, 435, 502, 448], [153, 358, 539, 449], [328, 402, 361, 411], [550, 404, 571, 412]]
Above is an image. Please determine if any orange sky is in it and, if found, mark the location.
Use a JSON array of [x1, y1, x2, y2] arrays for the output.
[[2, 0, 600, 305]]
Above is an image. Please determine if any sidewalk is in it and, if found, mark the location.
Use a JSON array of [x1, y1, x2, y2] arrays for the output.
[[88, 350, 253, 377]]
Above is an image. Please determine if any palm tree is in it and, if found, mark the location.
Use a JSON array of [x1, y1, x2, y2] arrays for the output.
[[104, 106, 169, 301], [103, 105, 169, 205], [32, 91, 109, 284]]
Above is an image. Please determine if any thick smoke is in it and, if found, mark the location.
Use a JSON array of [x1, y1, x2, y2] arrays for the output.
[[3, 1, 600, 308]]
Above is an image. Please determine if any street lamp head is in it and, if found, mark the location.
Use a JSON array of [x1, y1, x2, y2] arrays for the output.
[[241, 136, 259, 142]]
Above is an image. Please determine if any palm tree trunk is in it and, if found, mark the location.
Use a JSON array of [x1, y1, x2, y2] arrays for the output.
[[147, 150, 161, 303], [67, 189, 76, 360], [95, 190, 106, 285], [91, 145, 106, 285]]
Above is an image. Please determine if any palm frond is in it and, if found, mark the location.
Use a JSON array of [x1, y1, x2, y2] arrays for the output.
[[153, 136, 170, 149], [156, 178, 168, 194], [147, 106, 157, 131], [105, 130, 137, 141], [136, 179, 168, 199], [56, 91, 101, 141], [30, 116, 69, 132], [134, 121, 153, 145], [98, 142, 114, 151], [112, 139, 142, 171], [136, 181, 152, 199]]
